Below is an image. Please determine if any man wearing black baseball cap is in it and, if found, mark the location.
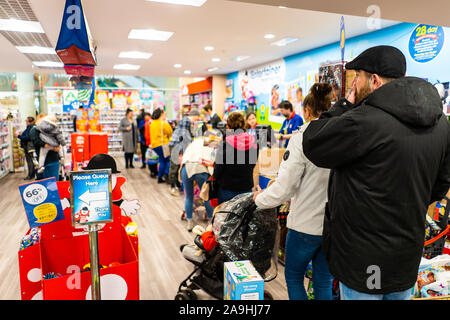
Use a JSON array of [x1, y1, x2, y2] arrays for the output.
[[303, 45, 450, 300]]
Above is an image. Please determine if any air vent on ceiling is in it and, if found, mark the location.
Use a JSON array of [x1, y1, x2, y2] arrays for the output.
[[0, 0, 62, 68]]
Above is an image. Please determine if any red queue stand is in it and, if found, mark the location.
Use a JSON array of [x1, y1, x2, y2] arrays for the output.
[[18, 180, 139, 300]]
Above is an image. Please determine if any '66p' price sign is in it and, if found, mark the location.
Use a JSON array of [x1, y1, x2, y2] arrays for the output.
[[19, 178, 65, 228]]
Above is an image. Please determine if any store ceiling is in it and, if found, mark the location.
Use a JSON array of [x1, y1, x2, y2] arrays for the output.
[[1, 0, 401, 77], [229, 0, 450, 28]]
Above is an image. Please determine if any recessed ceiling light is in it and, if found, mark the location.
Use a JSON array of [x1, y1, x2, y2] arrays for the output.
[[145, 0, 207, 6], [128, 29, 174, 41], [264, 34, 275, 39], [184, 70, 192, 75], [113, 64, 141, 70], [208, 67, 218, 72], [0, 19, 44, 33], [204, 46, 214, 51], [32, 61, 64, 68], [212, 58, 221, 62], [17, 46, 56, 54], [233, 56, 250, 62], [174, 64, 182, 68], [278, 6, 287, 9], [271, 37, 299, 47], [119, 51, 152, 59]]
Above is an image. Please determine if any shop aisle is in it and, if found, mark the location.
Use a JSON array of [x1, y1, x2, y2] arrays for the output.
[[0, 158, 289, 300]]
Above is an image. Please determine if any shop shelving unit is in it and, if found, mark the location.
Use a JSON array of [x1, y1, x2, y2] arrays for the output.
[[55, 112, 76, 153], [0, 119, 13, 180], [99, 109, 124, 156]]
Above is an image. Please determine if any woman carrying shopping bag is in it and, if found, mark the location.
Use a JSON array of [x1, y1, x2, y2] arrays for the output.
[[150, 108, 173, 183], [180, 137, 214, 231]]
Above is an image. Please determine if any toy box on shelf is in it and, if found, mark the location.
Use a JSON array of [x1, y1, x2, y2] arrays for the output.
[[18, 180, 139, 300]]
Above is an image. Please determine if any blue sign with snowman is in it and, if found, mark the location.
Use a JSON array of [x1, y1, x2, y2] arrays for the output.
[[70, 169, 113, 226]]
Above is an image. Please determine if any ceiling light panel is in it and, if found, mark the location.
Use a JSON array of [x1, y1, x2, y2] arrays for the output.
[[264, 34, 275, 39], [233, 56, 250, 62], [271, 37, 299, 46], [0, 18, 44, 33], [145, 0, 207, 6], [119, 51, 152, 59], [128, 29, 174, 41], [208, 67, 218, 72], [204, 46, 214, 51], [32, 61, 63, 68], [113, 64, 141, 70], [16, 46, 55, 54]]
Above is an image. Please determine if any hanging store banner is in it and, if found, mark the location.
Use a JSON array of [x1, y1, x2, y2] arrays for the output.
[[56, 0, 96, 76]]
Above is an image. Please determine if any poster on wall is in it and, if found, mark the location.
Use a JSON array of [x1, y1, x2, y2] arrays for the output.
[[47, 90, 63, 115], [226, 79, 234, 99], [112, 91, 128, 109], [286, 76, 306, 117], [237, 59, 286, 124], [409, 24, 445, 63], [140, 90, 153, 109], [95, 90, 110, 110], [306, 70, 318, 93], [128, 91, 142, 110], [63, 89, 78, 111]]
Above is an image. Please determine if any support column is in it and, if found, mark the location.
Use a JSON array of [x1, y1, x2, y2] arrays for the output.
[[16, 72, 36, 125]]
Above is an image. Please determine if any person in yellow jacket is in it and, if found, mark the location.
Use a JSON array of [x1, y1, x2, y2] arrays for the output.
[[150, 108, 173, 183]]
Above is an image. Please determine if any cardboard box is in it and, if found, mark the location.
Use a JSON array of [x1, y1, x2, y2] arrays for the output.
[[224, 260, 264, 300], [255, 147, 285, 176]]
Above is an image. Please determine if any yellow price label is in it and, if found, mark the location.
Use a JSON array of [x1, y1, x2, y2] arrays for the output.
[[33, 203, 58, 223]]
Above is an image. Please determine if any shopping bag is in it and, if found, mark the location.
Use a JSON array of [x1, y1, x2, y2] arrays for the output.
[[200, 181, 210, 201], [162, 144, 170, 158]]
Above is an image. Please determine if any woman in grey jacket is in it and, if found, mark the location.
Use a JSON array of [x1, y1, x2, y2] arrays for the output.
[[119, 108, 138, 168]]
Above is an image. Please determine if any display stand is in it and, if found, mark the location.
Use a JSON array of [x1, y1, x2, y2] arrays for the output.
[[18, 180, 139, 300]]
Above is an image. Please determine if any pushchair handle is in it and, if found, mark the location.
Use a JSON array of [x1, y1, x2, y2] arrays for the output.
[[194, 235, 206, 251]]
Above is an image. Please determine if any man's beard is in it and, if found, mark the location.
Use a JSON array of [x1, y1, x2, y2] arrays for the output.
[[355, 81, 372, 104]]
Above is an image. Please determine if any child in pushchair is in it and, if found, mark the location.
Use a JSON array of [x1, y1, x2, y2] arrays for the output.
[[176, 193, 279, 300]]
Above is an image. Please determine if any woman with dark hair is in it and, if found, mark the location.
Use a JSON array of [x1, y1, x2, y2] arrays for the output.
[[119, 108, 138, 169], [213, 112, 258, 204], [253, 83, 334, 300], [150, 108, 173, 183]]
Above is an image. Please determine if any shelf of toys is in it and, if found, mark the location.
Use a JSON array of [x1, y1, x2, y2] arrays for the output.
[[18, 180, 140, 300]]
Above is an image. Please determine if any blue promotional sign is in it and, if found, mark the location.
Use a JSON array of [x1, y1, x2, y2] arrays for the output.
[[340, 16, 345, 62], [70, 169, 113, 226], [19, 178, 65, 228], [409, 24, 445, 63]]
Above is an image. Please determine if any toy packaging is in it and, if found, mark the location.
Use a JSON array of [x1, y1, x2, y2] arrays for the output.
[[224, 260, 264, 300], [414, 254, 450, 298]]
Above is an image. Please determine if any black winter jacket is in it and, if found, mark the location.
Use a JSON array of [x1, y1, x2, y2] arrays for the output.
[[303, 77, 450, 294], [213, 131, 258, 192]]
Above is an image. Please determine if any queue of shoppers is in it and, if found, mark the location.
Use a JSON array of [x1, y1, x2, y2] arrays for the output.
[[15, 45, 450, 301]]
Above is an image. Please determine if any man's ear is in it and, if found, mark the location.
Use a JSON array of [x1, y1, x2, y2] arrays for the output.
[[371, 74, 384, 90]]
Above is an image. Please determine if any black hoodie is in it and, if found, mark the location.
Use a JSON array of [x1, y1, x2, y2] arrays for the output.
[[302, 77, 450, 295]]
